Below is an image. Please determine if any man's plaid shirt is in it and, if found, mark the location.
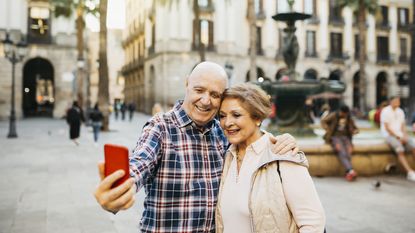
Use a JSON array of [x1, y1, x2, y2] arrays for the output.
[[130, 101, 228, 232]]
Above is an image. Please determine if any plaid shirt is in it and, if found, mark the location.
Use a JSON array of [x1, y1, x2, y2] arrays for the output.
[[130, 101, 228, 233]]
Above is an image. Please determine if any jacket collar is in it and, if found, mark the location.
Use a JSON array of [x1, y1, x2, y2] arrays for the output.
[[225, 131, 309, 170]]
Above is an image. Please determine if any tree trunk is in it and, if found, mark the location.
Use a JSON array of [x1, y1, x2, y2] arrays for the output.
[[76, 0, 85, 108], [98, 0, 110, 131], [358, 0, 368, 113], [248, 0, 257, 82], [409, 0, 415, 122]]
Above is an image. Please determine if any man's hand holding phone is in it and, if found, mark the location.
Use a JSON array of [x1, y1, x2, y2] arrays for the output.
[[93, 144, 136, 214]]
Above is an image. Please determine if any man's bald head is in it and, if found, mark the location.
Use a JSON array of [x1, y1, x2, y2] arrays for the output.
[[187, 61, 228, 86]]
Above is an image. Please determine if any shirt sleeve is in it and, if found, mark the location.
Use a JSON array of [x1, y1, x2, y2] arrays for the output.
[[380, 108, 389, 124], [280, 162, 326, 233], [129, 118, 164, 192]]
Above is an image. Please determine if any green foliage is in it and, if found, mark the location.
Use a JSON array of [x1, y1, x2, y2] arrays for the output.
[[51, 0, 100, 18], [337, 0, 378, 15]]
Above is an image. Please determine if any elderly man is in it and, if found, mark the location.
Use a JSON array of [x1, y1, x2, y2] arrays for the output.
[[94, 62, 299, 232]]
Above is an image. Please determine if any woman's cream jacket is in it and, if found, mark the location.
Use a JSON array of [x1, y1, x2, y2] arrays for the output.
[[215, 134, 326, 233]]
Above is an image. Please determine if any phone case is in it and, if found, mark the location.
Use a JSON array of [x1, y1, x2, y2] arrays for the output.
[[104, 144, 130, 188]]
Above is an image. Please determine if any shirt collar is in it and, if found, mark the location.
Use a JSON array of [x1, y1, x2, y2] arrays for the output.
[[228, 130, 269, 157], [173, 100, 216, 133]]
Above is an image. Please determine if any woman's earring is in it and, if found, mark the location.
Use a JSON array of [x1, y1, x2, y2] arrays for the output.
[[256, 122, 261, 127]]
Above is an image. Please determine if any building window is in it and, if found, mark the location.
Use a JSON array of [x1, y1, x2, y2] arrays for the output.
[[398, 8, 409, 27], [149, 22, 156, 55], [330, 32, 343, 59], [399, 38, 408, 63], [276, 0, 289, 13], [354, 34, 359, 59], [28, 7, 51, 44], [329, 0, 342, 24], [198, 0, 208, 7], [304, 0, 316, 15], [377, 36, 389, 62], [305, 30, 316, 57], [255, 0, 260, 14], [256, 26, 263, 55], [193, 19, 214, 51], [377, 5, 389, 28]]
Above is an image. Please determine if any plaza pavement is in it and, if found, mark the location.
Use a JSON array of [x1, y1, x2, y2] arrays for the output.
[[0, 113, 414, 233]]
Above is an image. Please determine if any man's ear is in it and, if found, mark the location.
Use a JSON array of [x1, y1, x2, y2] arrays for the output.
[[185, 76, 189, 87]]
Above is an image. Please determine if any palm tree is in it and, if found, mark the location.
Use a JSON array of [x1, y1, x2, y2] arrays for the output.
[[409, 0, 415, 122], [52, 0, 98, 108], [338, 0, 377, 113], [247, 0, 257, 82], [97, 0, 110, 131]]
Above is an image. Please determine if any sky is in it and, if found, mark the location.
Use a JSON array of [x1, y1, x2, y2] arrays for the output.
[[85, 0, 126, 32]]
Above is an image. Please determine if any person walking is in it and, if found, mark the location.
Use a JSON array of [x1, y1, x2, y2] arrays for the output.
[[93, 62, 300, 232], [128, 102, 136, 121], [66, 101, 84, 145], [216, 83, 325, 233], [120, 102, 127, 121], [381, 96, 415, 181], [321, 105, 359, 181], [89, 103, 103, 143]]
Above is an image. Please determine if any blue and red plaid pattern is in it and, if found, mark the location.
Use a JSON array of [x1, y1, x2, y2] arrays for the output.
[[130, 101, 228, 233]]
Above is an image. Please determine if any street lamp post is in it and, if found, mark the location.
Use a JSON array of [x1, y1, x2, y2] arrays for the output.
[[2, 33, 27, 138]]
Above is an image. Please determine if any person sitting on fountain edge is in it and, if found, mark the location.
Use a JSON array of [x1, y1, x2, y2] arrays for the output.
[[321, 105, 359, 181]]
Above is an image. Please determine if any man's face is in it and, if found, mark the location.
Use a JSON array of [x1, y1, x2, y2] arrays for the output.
[[183, 73, 226, 127], [390, 98, 400, 108]]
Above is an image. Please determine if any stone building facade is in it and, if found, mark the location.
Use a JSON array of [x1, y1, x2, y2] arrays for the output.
[[122, 0, 412, 114], [0, 0, 80, 120]]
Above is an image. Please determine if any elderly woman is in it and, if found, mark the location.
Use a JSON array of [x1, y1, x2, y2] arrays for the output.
[[216, 83, 325, 233]]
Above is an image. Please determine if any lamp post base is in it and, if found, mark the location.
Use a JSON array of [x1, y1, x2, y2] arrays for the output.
[[7, 115, 17, 138]]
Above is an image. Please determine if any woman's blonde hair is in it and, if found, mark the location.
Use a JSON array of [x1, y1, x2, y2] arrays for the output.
[[222, 83, 271, 121]]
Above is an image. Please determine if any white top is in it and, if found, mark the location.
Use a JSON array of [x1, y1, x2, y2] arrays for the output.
[[380, 105, 405, 138], [219, 135, 264, 233]]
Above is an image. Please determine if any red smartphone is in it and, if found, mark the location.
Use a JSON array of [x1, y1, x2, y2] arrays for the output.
[[104, 144, 130, 188]]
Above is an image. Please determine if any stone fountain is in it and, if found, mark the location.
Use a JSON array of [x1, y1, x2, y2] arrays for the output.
[[259, 0, 345, 135]]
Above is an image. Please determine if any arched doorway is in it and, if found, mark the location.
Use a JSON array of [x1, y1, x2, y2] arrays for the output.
[[376, 71, 388, 106], [304, 69, 318, 80], [329, 69, 342, 81], [246, 67, 265, 82], [353, 71, 360, 108], [23, 57, 54, 117]]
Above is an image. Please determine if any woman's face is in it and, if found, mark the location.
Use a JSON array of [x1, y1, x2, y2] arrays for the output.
[[219, 98, 261, 146]]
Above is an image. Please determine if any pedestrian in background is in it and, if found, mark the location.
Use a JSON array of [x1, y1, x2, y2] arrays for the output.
[[321, 105, 359, 181], [120, 102, 127, 121], [381, 96, 415, 182], [216, 83, 325, 233], [89, 103, 103, 143], [128, 102, 136, 121], [66, 101, 84, 145], [114, 101, 120, 120]]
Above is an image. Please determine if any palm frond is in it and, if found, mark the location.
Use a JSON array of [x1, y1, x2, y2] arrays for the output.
[[337, 0, 378, 15]]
